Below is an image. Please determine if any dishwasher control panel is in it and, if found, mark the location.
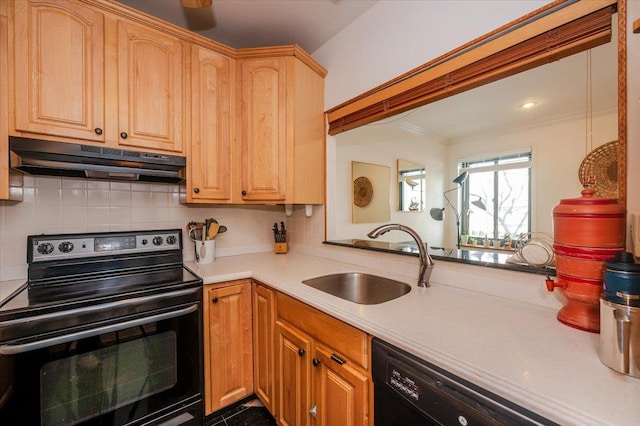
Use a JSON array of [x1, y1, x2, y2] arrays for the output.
[[389, 367, 420, 401]]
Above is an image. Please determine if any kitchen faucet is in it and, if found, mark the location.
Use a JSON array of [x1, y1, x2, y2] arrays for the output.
[[367, 224, 435, 287]]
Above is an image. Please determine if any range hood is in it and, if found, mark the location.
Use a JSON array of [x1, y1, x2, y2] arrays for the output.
[[9, 137, 186, 183]]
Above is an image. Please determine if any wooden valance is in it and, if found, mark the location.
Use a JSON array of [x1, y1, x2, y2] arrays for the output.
[[326, 0, 617, 136]]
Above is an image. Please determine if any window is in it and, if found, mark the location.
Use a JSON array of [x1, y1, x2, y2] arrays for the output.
[[460, 151, 531, 241]]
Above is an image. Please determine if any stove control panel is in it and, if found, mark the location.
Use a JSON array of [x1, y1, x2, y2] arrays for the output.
[[29, 230, 182, 262]]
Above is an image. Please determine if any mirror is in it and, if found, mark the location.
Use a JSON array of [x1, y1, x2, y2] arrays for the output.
[[325, 3, 626, 272], [398, 159, 425, 212], [352, 161, 390, 223]]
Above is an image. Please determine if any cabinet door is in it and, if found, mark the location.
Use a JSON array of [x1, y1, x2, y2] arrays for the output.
[[205, 282, 253, 414], [277, 320, 312, 426], [239, 58, 287, 201], [312, 345, 369, 426], [13, 0, 105, 142], [117, 20, 185, 153], [188, 46, 231, 201], [253, 283, 276, 415]]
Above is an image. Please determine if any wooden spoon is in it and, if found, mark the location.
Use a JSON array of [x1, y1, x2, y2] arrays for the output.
[[208, 222, 220, 240]]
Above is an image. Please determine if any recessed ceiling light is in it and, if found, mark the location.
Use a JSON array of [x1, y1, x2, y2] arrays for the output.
[[520, 101, 538, 109]]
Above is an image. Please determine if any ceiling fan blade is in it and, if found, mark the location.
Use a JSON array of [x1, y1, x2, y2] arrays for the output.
[[181, 0, 212, 8]]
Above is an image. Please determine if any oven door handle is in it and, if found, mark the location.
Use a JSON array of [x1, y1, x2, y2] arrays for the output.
[[0, 303, 198, 355]]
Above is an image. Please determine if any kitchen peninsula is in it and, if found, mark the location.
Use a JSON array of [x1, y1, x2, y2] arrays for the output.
[[187, 250, 640, 426]]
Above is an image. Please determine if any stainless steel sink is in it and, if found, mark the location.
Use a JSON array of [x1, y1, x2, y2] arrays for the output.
[[302, 273, 411, 304]]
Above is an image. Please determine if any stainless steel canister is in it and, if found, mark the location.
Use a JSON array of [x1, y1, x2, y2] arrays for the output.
[[599, 298, 640, 378]]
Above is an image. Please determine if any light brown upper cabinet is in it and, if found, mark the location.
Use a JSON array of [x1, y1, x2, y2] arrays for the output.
[[235, 48, 327, 204], [12, 0, 106, 143], [184, 46, 233, 202], [10, 0, 187, 154], [238, 57, 288, 202], [115, 20, 186, 153]]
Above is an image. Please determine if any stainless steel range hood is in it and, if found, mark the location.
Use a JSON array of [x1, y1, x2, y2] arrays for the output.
[[9, 137, 186, 183]]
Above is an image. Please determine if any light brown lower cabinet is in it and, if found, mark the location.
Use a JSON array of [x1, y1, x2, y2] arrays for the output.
[[276, 320, 312, 426], [203, 280, 254, 415], [312, 344, 369, 426], [252, 282, 277, 415], [276, 292, 370, 426], [204, 281, 371, 425]]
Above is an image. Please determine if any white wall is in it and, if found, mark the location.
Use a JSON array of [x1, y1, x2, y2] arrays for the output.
[[332, 123, 447, 245], [317, 0, 552, 253], [330, 110, 617, 249], [448, 111, 618, 240], [314, 0, 551, 108]]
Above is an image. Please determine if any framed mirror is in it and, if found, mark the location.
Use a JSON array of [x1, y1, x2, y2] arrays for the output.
[[324, 0, 626, 273], [398, 159, 425, 212]]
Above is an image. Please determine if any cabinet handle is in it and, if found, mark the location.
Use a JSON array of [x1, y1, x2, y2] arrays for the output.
[[309, 404, 317, 418], [241, 190, 247, 196], [330, 354, 346, 365], [298, 348, 305, 357], [312, 358, 320, 367], [194, 188, 200, 194], [94, 128, 103, 135], [212, 297, 219, 303], [120, 132, 128, 139]]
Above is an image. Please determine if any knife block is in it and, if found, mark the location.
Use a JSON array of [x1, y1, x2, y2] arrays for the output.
[[275, 243, 288, 254]]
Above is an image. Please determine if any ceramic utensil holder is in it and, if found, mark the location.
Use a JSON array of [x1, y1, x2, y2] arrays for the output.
[[196, 240, 215, 264]]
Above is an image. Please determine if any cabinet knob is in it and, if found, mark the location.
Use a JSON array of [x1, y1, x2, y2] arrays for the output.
[[309, 404, 317, 418], [312, 358, 320, 367], [241, 190, 247, 196], [120, 132, 128, 139], [194, 187, 200, 194], [298, 348, 305, 357], [212, 296, 219, 303], [94, 128, 103, 135]]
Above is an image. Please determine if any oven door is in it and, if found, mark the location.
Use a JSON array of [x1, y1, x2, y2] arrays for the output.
[[0, 287, 203, 426]]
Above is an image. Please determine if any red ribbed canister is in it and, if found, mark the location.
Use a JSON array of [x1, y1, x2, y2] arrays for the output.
[[546, 188, 626, 333]]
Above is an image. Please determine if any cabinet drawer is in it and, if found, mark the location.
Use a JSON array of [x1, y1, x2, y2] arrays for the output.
[[277, 293, 368, 369]]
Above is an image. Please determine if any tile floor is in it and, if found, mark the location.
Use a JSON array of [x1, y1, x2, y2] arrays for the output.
[[206, 398, 276, 426]]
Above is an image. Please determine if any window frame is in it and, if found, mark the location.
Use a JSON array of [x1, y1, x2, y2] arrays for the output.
[[460, 151, 532, 241]]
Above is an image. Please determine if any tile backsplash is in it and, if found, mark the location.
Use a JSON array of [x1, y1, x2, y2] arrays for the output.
[[0, 176, 287, 280]]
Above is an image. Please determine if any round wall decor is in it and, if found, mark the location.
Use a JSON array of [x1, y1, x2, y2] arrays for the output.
[[353, 176, 373, 207]]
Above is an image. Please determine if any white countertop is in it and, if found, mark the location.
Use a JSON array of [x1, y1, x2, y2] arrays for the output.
[[187, 251, 640, 426]]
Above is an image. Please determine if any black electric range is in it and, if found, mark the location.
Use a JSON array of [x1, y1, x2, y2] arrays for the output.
[[0, 229, 202, 320], [0, 229, 204, 425]]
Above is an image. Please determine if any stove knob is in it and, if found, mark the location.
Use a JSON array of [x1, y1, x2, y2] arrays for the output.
[[37, 243, 54, 255], [58, 241, 74, 253], [141, 239, 148, 245], [152, 236, 164, 246], [166, 235, 177, 245]]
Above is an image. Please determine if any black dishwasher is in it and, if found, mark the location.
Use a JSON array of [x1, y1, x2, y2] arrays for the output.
[[372, 338, 557, 425]]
